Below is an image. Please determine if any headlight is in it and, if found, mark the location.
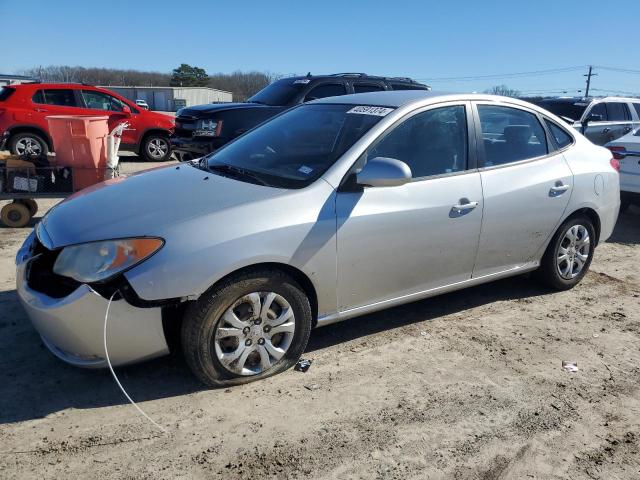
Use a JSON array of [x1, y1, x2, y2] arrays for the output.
[[194, 119, 222, 137], [53, 238, 164, 283]]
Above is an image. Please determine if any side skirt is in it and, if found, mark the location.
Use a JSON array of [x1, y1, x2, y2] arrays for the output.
[[315, 262, 540, 328]]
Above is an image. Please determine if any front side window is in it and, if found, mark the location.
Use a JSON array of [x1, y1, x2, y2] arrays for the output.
[[81, 90, 126, 111], [32, 89, 77, 107], [589, 103, 607, 120], [633, 103, 640, 118], [544, 119, 573, 149], [353, 83, 384, 94], [478, 105, 548, 166], [605, 102, 630, 121], [366, 105, 467, 179], [304, 83, 346, 101], [205, 104, 389, 188]]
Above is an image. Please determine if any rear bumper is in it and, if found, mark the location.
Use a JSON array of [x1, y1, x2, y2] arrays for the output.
[[16, 244, 169, 368]]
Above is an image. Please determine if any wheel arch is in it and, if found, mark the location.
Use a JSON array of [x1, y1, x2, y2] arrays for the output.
[[138, 128, 172, 155], [565, 207, 601, 246], [7, 125, 53, 150], [202, 262, 319, 327]]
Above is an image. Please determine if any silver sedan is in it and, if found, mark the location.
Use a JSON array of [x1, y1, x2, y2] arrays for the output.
[[16, 91, 620, 386]]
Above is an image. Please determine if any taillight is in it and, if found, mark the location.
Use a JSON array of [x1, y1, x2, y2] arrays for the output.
[[608, 146, 626, 160], [610, 158, 620, 172]]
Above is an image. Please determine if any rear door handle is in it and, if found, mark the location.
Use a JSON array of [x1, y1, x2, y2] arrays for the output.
[[602, 127, 610, 134], [34, 108, 48, 112], [623, 126, 632, 133], [550, 183, 570, 196]]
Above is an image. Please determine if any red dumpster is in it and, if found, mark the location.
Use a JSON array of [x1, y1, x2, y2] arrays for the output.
[[46, 115, 109, 190]]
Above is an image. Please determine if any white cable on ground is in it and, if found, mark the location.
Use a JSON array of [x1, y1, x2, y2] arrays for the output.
[[104, 291, 167, 434]]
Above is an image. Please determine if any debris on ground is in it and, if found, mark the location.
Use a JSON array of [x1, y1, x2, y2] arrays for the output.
[[294, 359, 313, 372], [304, 384, 321, 391], [562, 361, 579, 373]]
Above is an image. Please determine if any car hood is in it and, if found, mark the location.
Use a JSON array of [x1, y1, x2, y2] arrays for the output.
[[39, 164, 287, 248], [178, 102, 274, 116]]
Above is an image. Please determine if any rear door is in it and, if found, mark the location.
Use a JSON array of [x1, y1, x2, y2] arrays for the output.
[[582, 102, 609, 145], [30, 88, 83, 131], [472, 102, 573, 277], [605, 102, 633, 142]]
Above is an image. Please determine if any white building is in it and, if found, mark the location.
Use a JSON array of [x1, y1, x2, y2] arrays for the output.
[[0, 74, 37, 86], [104, 86, 233, 111]]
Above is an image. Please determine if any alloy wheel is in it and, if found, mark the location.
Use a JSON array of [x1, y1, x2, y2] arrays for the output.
[[556, 224, 590, 280], [146, 138, 168, 159], [15, 137, 42, 156], [214, 292, 296, 376]]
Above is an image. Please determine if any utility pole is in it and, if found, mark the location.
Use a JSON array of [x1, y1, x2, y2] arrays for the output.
[[584, 65, 597, 98]]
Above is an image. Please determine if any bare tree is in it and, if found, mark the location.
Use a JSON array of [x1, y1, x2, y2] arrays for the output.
[[484, 85, 522, 97]]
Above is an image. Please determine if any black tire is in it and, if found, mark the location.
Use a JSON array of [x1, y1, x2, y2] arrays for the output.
[[535, 215, 595, 291], [19, 199, 38, 217], [141, 134, 171, 162], [1, 201, 31, 228], [181, 269, 312, 387], [9, 132, 49, 159]]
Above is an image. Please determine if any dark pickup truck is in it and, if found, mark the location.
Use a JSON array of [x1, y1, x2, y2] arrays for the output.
[[170, 73, 430, 160]]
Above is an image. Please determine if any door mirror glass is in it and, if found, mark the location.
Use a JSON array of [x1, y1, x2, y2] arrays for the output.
[[356, 157, 412, 187]]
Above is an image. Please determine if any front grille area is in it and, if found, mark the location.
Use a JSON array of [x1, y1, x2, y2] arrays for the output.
[[27, 239, 81, 298]]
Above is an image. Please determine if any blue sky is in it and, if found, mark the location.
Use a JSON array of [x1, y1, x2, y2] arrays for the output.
[[2, 0, 640, 96]]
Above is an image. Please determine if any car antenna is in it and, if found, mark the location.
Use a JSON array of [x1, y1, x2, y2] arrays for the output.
[[307, 72, 312, 77]]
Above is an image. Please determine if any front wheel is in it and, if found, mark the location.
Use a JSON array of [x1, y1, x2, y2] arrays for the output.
[[9, 132, 49, 159], [536, 216, 595, 290], [141, 134, 171, 162], [181, 269, 312, 387]]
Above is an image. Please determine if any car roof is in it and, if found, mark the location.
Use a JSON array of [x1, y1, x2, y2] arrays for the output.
[[312, 90, 546, 109], [281, 74, 428, 86]]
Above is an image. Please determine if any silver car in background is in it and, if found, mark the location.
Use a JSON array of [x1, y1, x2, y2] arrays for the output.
[[16, 91, 620, 386]]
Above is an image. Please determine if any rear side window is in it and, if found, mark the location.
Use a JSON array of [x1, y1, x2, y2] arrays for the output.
[[634, 103, 640, 118], [32, 89, 77, 107], [544, 119, 573, 149], [304, 83, 346, 101], [0, 86, 15, 101], [353, 83, 384, 94], [390, 83, 426, 91], [606, 102, 630, 121], [477, 105, 548, 166], [81, 90, 126, 111]]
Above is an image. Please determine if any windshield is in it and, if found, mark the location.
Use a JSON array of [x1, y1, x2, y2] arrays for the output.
[[204, 103, 392, 188], [247, 79, 307, 106], [532, 100, 587, 121]]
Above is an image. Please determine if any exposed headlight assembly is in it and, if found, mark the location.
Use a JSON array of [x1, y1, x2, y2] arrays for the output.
[[194, 119, 222, 137], [53, 238, 164, 283]]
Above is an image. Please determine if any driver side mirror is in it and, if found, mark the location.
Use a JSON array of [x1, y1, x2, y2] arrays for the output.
[[356, 157, 412, 188]]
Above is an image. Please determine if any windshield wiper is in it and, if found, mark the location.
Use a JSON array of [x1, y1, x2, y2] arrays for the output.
[[207, 163, 269, 186]]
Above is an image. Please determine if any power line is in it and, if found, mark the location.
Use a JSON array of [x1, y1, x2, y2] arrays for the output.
[[416, 66, 586, 82], [595, 66, 640, 75]]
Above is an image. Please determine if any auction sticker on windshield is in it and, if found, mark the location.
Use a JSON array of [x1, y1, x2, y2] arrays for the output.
[[347, 106, 394, 116]]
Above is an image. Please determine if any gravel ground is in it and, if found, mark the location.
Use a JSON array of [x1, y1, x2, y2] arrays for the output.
[[1, 158, 639, 479]]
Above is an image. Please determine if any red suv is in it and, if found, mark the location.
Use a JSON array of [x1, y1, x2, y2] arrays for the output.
[[0, 83, 175, 161]]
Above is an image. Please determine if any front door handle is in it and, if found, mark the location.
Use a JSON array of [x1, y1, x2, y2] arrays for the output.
[[452, 202, 478, 213], [550, 183, 570, 196], [623, 126, 632, 134], [602, 127, 610, 134], [34, 108, 48, 112]]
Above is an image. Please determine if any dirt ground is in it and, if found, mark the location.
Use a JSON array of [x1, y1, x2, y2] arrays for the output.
[[1, 158, 639, 479]]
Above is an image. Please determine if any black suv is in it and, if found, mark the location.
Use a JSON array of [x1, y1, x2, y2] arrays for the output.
[[170, 73, 430, 159]]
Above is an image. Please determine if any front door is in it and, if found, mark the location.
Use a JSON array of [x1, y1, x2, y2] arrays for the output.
[[472, 103, 573, 277], [336, 103, 483, 311], [79, 89, 135, 144]]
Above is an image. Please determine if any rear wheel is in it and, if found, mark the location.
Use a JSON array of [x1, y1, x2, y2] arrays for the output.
[[141, 134, 171, 162], [181, 269, 312, 387], [536, 215, 595, 290], [9, 132, 49, 159], [1, 201, 31, 228]]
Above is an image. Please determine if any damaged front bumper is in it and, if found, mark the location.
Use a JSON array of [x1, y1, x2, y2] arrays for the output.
[[16, 235, 169, 368]]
